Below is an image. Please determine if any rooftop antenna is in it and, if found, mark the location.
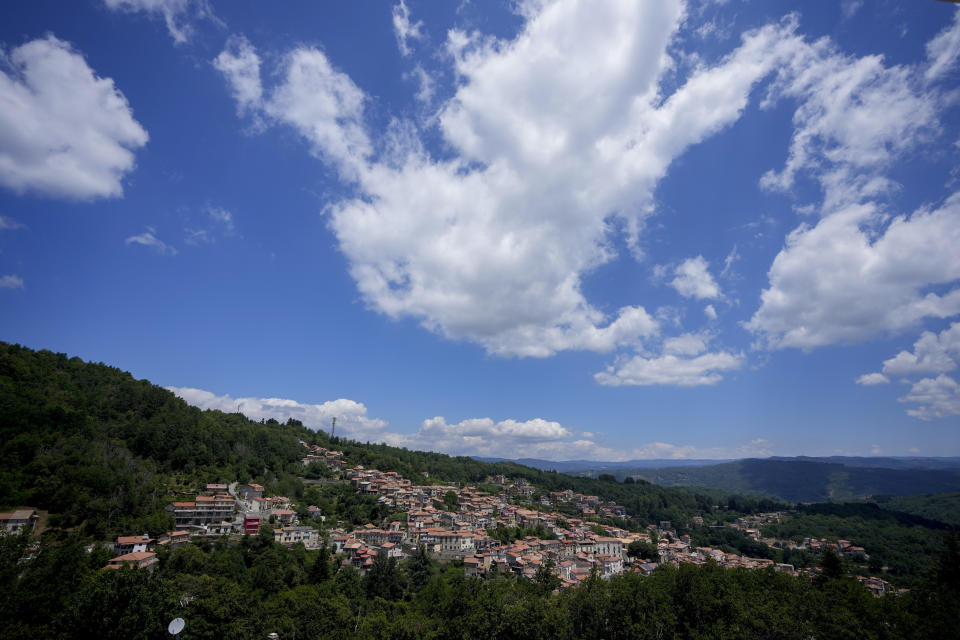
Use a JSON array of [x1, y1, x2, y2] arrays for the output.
[[168, 617, 185, 637], [331, 416, 336, 441]]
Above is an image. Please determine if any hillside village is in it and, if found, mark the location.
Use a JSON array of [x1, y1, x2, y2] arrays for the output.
[[2, 439, 896, 597]]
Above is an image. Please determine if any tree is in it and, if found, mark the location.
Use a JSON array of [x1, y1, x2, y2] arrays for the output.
[[59, 567, 173, 640], [443, 490, 459, 511], [534, 558, 561, 593], [309, 544, 331, 584], [364, 551, 404, 600], [628, 540, 659, 562], [406, 544, 433, 593], [934, 532, 960, 593], [819, 547, 843, 582]]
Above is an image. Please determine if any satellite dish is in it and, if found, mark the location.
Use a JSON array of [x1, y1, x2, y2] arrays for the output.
[[168, 618, 185, 636]]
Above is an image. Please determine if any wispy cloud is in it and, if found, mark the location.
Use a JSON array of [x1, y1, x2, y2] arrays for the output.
[[185, 205, 236, 245], [103, 0, 218, 45], [125, 227, 177, 255], [0, 216, 26, 231], [0, 274, 24, 289], [392, 1, 424, 56]]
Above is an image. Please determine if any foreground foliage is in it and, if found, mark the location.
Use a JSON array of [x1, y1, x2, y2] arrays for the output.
[[1, 529, 959, 639]]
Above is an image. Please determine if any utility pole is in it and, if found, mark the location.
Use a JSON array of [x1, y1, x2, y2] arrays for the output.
[[331, 416, 336, 441]]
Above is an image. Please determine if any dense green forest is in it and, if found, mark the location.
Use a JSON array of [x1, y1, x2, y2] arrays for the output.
[[873, 491, 960, 527], [1, 527, 958, 640], [761, 503, 954, 586], [612, 458, 960, 502]]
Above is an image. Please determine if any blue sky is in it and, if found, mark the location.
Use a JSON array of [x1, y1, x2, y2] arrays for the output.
[[2, 0, 959, 461]]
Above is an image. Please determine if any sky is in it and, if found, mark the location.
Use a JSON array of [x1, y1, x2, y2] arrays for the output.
[[2, 0, 960, 462]]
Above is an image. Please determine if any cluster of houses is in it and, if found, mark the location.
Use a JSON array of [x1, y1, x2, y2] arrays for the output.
[[857, 574, 897, 596], [102, 530, 192, 571], [163, 482, 324, 546], [802, 537, 869, 559], [300, 444, 346, 471], [325, 465, 801, 587]]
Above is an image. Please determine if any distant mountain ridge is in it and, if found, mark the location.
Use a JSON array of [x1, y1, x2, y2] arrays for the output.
[[612, 459, 960, 502], [478, 455, 960, 473], [480, 455, 960, 503], [473, 457, 734, 472]]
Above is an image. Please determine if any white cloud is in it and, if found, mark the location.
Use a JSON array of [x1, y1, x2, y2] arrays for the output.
[[862, 323, 960, 419], [103, 0, 212, 45], [551, 437, 773, 462], [125, 227, 177, 255], [217, 5, 806, 362], [900, 374, 960, 420], [167, 387, 389, 439], [392, 1, 424, 57], [0, 274, 24, 289], [747, 196, 960, 350], [925, 7, 960, 82], [594, 350, 744, 387], [856, 372, 889, 386], [212, 36, 262, 116], [0, 216, 25, 230], [881, 323, 960, 377], [663, 331, 711, 356], [704, 304, 717, 320], [260, 48, 372, 178], [749, 27, 958, 351], [170, 385, 775, 461], [870, 443, 882, 455], [0, 36, 148, 200], [670, 255, 721, 300], [386, 419, 771, 461]]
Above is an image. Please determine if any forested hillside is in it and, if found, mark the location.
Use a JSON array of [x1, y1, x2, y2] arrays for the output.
[[0, 342, 708, 536], [873, 492, 960, 527], [0, 342, 319, 536]]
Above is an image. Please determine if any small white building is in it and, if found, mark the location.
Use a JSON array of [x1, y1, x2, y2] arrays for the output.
[[274, 526, 320, 549], [0, 509, 38, 534], [115, 534, 154, 555]]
